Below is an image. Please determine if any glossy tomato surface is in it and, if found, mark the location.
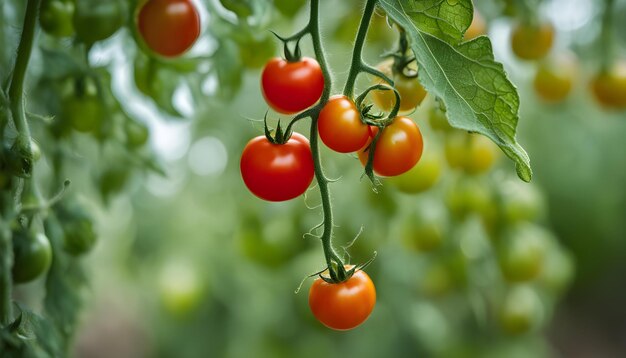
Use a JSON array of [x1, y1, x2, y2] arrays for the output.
[[138, 0, 201, 57], [358, 117, 424, 177], [318, 95, 369, 153], [261, 57, 324, 114], [309, 268, 376, 330], [240, 133, 314, 202]]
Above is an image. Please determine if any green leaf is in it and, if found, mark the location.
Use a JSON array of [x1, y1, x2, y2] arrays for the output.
[[396, 0, 473, 43], [379, 0, 532, 182]]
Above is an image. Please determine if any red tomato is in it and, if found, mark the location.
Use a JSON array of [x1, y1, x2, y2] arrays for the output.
[[261, 57, 324, 114], [358, 117, 424, 177], [138, 0, 200, 58], [309, 268, 376, 330], [318, 95, 369, 153], [240, 132, 314, 201]]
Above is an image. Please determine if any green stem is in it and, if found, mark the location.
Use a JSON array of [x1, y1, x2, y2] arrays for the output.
[[600, 0, 615, 71], [7, 0, 41, 140], [343, 0, 378, 98], [308, 0, 347, 282], [0, 194, 15, 325]]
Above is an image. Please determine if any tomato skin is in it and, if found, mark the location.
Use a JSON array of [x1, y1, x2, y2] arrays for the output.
[[309, 268, 376, 330], [358, 117, 424, 177], [240, 133, 314, 202], [261, 57, 324, 114], [318, 95, 369, 153], [39, 0, 75, 38], [511, 22, 554, 61], [590, 61, 626, 110], [12, 231, 53, 284], [372, 59, 427, 113], [388, 148, 442, 194], [138, 0, 201, 58], [534, 54, 577, 103], [497, 224, 546, 282], [74, 0, 125, 45], [499, 285, 542, 335]]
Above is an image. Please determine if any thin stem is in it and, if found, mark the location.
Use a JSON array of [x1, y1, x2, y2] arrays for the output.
[[0, 194, 15, 325], [8, 0, 41, 140], [308, 0, 346, 281], [343, 0, 378, 98]]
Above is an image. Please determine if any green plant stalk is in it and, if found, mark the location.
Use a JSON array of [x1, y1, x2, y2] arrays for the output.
[[7, 0, 41, 141], [343, 0, 378, 98], [307, 0, 347, 282], [0, 0, 42, 325], [600, 0, 615, 71]]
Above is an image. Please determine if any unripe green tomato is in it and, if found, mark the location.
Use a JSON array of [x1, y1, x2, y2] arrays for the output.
[[498, 285, 543, 335], [388, 149, 442, 194], [125, 119, 150, 148], [12, 231, 53, 284], [238, 216, 302, 268], [497, 224, 546, 282], [539, 246, 575, 294], [445, 177, 493, 220], [99, 167, 130, 199], [428, 105, 453, 132], [500, 180, 545, 224], [63, 217, 97, 256], [402, 216, 444, 252], [74, 0, 125, 45], [40, 0, 75, 38], [159, 261, 205, 317], [420, 262, 453, 297], [445, 132, 499, 174], [62, 95, 103, 133]]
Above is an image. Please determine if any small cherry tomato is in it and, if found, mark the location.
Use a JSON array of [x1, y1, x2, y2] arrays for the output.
[[428, 105, 453, 132], [402, 214, 445, 252], [39, 0, 75, 38], [534, 54, 577, 103], [464, 10, 487, 40], [511, 22, 554, 61], [309, 268, 376, 330], [388, 147, 442, 194], [318, 95, 369, 153], [590, 61, 626, 110], [74, 0, 125, 45], [358, 117, 424, 177], [261, 57, 324, 114], [240, 132, 314, 201], [372, 59, 427, 113], [137, 0, 201, 58], [497, 224, 546, 282], [444, 132, 499, 175], [12, 230, 53, 284]]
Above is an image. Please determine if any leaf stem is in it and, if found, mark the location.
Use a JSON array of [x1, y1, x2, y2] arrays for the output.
[[343, 0, 378, 98]]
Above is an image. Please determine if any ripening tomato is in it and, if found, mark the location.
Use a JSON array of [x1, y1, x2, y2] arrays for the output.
[[309, 268, 376, 330], [240, 133, 314, 201], [590, 61, 626, 110], [137, 0, 201, 58], [510, 22, 554, 61], [261, 57, 324, 114], [318, 95, 369, 153], [534, 54, 577, 103], [372, 59, 427, 113], [464, 10, 487, 40], [358, 117, 423, 177]]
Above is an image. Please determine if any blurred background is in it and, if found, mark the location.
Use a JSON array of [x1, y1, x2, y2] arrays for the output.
[[4, 0, 626, 357]]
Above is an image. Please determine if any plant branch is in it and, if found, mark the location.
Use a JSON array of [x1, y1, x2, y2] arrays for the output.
[[342, 0, 378, 98]]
